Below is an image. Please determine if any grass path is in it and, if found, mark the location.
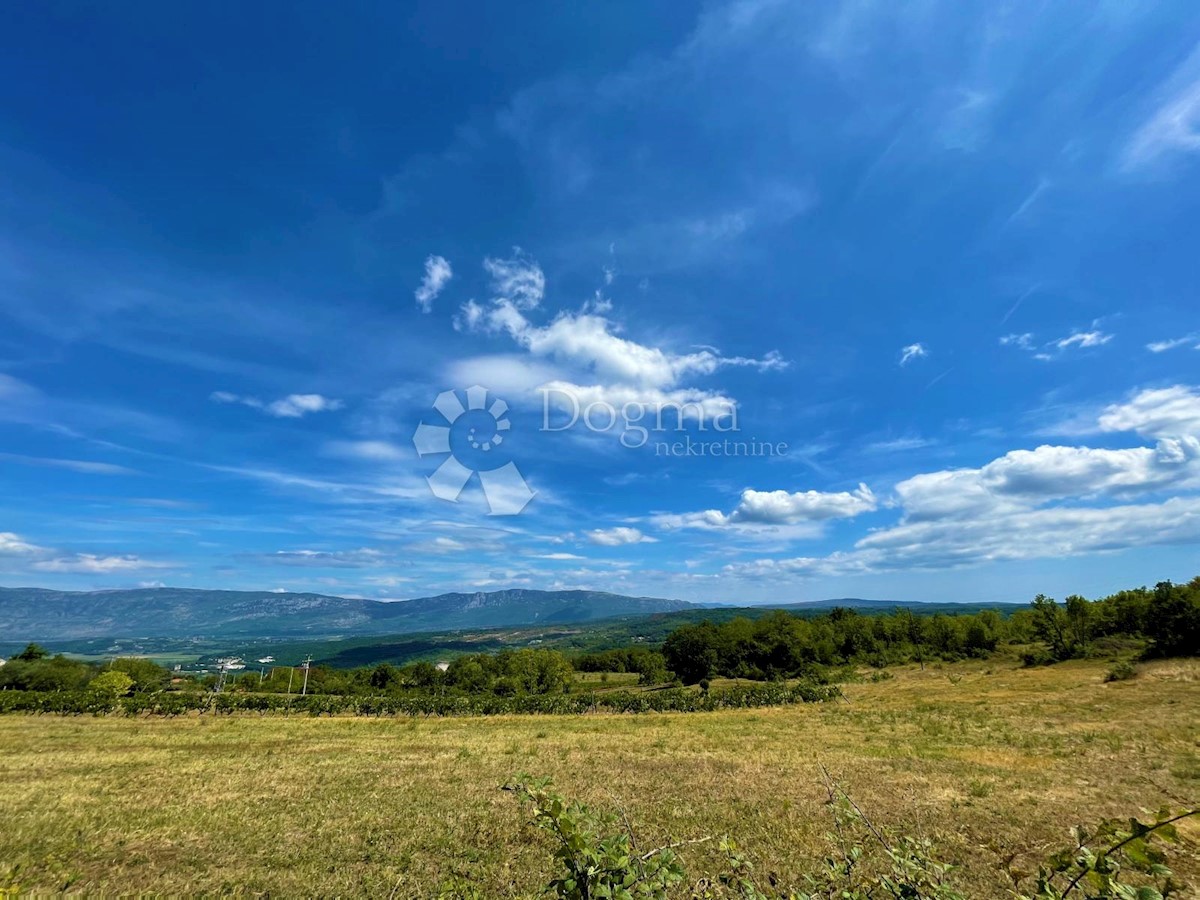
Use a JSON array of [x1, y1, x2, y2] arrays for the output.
[[1, 657, 1197, 897]]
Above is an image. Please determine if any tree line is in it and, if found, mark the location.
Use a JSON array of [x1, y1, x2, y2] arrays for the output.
[[652, 576, 1200, 683], [3, 575, 1196, 698]]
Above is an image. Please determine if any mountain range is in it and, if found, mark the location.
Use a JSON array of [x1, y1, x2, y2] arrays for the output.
[[0, 586, 693, 642]]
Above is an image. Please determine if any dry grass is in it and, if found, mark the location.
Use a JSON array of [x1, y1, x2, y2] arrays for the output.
[[1, 657, 1197, 897]]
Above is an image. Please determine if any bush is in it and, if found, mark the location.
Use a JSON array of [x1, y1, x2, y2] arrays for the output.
[[505, 775, 1197, 900], [1022, 648, 1056, 668], [1104, 660, 1137, 682], [505, 775, 687, 899]]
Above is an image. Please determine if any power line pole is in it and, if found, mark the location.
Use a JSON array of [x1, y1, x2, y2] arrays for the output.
[[301, 656, 312, 696]]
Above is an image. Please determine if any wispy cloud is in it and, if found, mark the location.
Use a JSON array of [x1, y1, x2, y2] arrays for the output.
[[0, 531, 47, 556], [1147, 334, 1199, 353], [483, 248, 544, 310], [31, 554, 174, 574], [1122, 44, 1200, 171], [1000, 333, 1035, 351], [210, 391, 344, 418], [898, 343, 927, 366], [1054, 330, 1113, 350], [0, 453, 136, 475], [414, 254, 453, 313], [1001, 328, 1114, 361]]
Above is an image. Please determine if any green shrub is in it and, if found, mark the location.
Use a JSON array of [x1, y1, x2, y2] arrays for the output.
[[505, 774, 1196, 900], [505, 774, 687, 899], [1104, 660, 1137, 682]]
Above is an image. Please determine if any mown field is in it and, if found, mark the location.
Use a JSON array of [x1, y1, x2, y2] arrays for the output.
[[1, 657, 1197, 897]]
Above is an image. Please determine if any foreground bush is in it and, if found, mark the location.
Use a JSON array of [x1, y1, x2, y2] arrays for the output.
[[504, 775, 1197, 900]]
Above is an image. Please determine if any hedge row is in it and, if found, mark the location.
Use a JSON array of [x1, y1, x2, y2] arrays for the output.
[[0, 681, 838, 718]]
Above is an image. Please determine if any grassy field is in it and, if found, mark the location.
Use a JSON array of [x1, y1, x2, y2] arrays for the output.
[[1, 657, 1197, 897]]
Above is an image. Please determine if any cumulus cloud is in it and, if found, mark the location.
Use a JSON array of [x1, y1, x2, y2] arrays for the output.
[[414, 254, 453, 312], [897, 443, 1200, 523], [659, 484, 877, 531], [714, 384, 1200, 578], [456, 249, 786, 415], [725, 495, 1200, 578], [586, 526, 656, 546], [1097, 385, 1200, 439], [210, 391, 343, 418], [899, 343, 927, 366]]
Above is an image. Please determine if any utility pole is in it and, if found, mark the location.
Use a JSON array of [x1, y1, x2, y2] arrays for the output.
[[301, 656, 312, 696], [287, 666, 294, 695]]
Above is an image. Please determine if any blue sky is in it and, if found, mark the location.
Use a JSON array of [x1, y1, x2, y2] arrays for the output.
[[2, 1, 1200, 605]]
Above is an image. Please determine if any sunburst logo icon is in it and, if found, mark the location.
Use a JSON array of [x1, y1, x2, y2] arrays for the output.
[[412, 385, 535, 515]]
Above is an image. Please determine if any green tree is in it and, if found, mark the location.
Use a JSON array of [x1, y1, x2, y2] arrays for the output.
[[368, 663, 400, 690], [662, 622, 719, 684], [89, 670, 134, 700], [1030, 594, 1072, 660], [1144, 579, 1200, 658], [1064, 595, 1091, 653], [14, 643, 48, 661]]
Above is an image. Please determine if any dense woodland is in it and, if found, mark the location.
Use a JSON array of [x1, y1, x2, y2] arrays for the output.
[[1, 577, 1197, 700]]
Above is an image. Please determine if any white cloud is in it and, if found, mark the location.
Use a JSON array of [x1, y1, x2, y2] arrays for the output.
[[211, 391, 343, 418], [661, 484, 877, 531], [408, 537, 468, 555], [484, 248, 545, 310], [0, 453, 135, 475], [31, 554, 172, 574], [0, 531, 45, 556], [999, 333, 1034, 350], [1146, 334, 1199, 353], [862, 437, 931, 453], [457, 249, 786, 416], [586, 526, 656, 546], [715, 383, 1200, 579], [469, 304, 783, 391], [414, 254, 453, 312], [1054, 330, 1113, 350], [1122, 45, 1200, 171], [899, 343, 927, 366], [254, 548, 387, 568], [1097, 385, 1200, 439], [1000, 328, 1114, 360], [266, 394, 344, 418], [445, 354, 566, 398]]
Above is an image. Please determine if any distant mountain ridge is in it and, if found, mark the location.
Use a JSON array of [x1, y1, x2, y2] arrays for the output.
[[0, 586, 693, 641]]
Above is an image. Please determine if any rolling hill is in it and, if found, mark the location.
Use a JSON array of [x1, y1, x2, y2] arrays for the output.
[[0, 586, 693, 642]]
